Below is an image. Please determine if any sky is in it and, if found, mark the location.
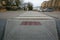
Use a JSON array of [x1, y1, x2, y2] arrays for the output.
[[24, 0, 49, 7]]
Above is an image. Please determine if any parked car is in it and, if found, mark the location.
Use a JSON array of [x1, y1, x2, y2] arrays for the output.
[[6, 5, 18, 10], [43, 8, 54, 12]]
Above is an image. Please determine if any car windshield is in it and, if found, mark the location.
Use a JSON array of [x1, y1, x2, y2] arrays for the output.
[[0, 0, 60, 40]]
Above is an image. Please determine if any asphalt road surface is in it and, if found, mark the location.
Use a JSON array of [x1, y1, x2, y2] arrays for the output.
[[43, 12, 60, 19], [0, 11, 54, 19], [0, 11, 26, 19]]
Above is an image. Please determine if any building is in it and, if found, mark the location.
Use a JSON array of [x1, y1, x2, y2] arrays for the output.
[[51, 0, 60, 10], [41, 1, 53, 8], [41, 0, 60, 11], [41, 1, 47, 8]]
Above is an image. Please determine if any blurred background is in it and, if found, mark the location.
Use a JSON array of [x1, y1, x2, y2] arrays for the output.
[[0, 0, 60, 12]]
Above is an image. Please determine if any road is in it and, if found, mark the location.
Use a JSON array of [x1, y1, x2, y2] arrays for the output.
[[0, 11, 60, 40], [0, 11, 60, 19], [0, 11, 46, 19], [43, 12, 60, 19], [0, 11, 26, 19]]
